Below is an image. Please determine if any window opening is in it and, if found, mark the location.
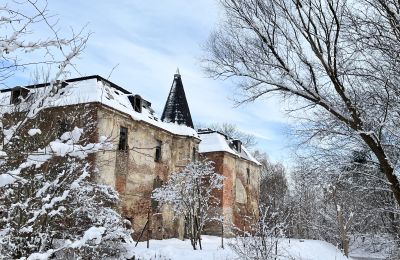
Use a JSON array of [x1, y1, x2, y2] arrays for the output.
[[155, 140, 162, 162], [232, 140, 242, 153], [192, 147, 196, 161], [10, 88, 29, 104], [133, 95, 142, 113], [118, 127, 128, 151]]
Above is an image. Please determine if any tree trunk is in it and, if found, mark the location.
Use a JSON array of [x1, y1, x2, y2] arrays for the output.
[[360, 133, 400, 207]]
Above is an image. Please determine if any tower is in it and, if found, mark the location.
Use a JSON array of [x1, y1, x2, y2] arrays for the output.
[[161, 70, 194, 128]]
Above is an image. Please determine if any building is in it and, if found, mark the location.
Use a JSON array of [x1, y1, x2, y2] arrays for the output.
[[0, 72, 261, 239], [198, 129, 261, 235]]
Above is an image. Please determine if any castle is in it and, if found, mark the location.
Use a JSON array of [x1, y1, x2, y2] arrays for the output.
[[0, 72, 261, 239]]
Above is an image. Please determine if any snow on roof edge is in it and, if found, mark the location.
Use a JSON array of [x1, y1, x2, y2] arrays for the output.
[[198, 131, 261, 165]]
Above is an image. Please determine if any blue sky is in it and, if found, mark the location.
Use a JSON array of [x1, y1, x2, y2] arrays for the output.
[[6, 0, 295, 164]]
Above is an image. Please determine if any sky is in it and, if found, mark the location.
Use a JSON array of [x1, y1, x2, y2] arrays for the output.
[[5, 0, 295, 165]]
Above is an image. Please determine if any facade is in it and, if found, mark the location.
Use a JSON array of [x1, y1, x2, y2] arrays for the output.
[[0, 72, 261, 239], [198, 130, 261, 235]]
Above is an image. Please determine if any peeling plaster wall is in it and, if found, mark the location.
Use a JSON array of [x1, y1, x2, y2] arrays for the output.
[[201, 151, 261, 237], [95, 106, 199, 240]]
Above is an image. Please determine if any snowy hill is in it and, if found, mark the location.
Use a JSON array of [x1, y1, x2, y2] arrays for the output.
[[133, 236, 349, 260]]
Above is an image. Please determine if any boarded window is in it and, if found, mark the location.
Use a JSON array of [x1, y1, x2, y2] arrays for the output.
[[155, 140, 162, 162], [246, 168, 250, 185], [118, 127, 128, 151]]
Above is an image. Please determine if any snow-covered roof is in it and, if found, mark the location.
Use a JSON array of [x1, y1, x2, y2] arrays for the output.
[[198, 130, 261, 165], [0, 75, 198, 138]]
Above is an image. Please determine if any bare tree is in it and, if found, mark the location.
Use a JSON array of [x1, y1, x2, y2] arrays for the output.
[[229, 205, 287, 260], [289, 151, 399, 256], [204, 0, 400, 208], [253, 151, 290, 258], [0, 0, 89, 87]]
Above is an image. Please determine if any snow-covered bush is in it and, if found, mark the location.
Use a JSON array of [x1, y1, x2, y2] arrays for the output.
[[0, 105, 134, 259], [152, 160, 223, 250]]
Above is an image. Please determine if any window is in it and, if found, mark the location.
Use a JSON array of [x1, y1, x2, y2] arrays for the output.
[[246, 168, 250, 185], [192, 147, 196, 161], [133, 95, 142, 113], [232, 140, 242, 153], [118, 127, 128, 151], [154, 140, 162, 162], [10, 87, 29, 104]]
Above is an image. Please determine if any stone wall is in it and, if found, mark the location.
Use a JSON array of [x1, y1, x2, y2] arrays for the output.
[[95, 105, 199, 240]]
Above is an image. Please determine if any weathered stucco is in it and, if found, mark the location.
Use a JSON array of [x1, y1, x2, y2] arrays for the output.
[[95, 105, 199, 240], [201, 151, 261, 237]]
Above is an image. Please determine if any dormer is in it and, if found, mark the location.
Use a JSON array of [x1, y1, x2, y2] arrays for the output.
[[131, 95, 142, 113], [232, 139, 242, 153], [51, 80, 68, 95], [10, 86, 29, 104]]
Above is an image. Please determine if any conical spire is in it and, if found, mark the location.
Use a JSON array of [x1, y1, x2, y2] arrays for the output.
[[161, 71, 194, 128]]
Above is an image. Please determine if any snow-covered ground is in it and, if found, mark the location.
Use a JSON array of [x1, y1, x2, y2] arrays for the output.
[[133, 236, 350, 260], [348, 235, 392, 260]]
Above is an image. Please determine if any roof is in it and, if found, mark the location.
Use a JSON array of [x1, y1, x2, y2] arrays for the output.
[[0, 75, 198, 138], [161, 73, 194, 128], [198, 129, 261, 165]]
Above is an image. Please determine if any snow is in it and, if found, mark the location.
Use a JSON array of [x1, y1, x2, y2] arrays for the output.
[[0, 77, 198, 138], [198, 132, 260, 165], [0, 126, 110, 187], [28, 128, 42, 136], [27, 250, 54, 260], [199, 132, 233, 154], [133, 236, 350, 260], [60, 126, 82, 141], [134, 236, 236, 260], [0, 173, 16, 187], [70, 226, 106, 248], [349, 236, 392, 259]]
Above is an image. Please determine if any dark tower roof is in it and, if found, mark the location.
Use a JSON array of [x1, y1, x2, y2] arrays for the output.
[[161, 71, 194, 128]]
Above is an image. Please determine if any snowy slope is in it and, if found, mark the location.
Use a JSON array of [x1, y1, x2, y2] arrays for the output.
[[133, 236, 350, 260]]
